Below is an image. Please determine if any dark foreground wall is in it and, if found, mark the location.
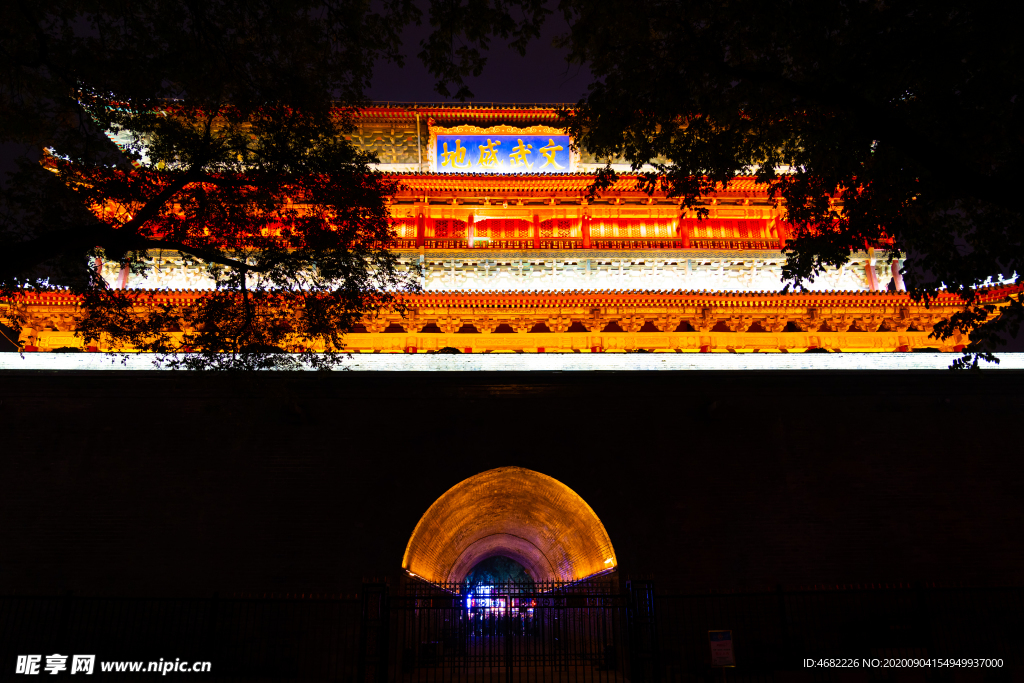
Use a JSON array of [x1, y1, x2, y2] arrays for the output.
[[1, 370, 1023, 597]]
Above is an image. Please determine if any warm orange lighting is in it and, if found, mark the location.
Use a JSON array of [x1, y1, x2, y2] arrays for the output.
[[402, 466, 617, 584]]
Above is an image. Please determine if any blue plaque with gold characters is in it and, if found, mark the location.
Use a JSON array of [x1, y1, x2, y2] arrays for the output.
[[434, 134, 573, 174]]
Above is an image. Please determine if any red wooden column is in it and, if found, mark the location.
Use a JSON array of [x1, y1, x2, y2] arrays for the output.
[[416, 212, 426, 247], [891, 258, 906, 291], [864, 247, 879, 291], [533, 214, 541, 249], [582, 215, 591, 248], [776, 221, 788, 249], [115, 264, 130, 289], [679, 218, 691, 249], [467, 214, 475, 248]]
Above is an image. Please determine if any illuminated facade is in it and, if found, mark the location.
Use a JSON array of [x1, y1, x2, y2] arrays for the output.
[[6, 104, 1021, 353]]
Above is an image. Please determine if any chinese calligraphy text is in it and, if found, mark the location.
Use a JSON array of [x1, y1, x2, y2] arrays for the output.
[[435, 135, 572, 174]]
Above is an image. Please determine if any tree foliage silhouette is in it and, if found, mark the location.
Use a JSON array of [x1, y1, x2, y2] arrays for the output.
[[1, 0, 420, 369], [417, 0, 1024, 366]]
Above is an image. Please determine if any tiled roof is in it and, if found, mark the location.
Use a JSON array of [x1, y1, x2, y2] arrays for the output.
[[10, 284, 1021, 309], [353, 103, 565, 126], [391, 173, 770, 195]]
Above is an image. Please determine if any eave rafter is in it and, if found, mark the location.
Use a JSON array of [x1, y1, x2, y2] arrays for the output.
[[6, 283, 1019, 309], [389, 174, 770, 199], [7, 284, 1018, 353], [355, 104, 564, 127]]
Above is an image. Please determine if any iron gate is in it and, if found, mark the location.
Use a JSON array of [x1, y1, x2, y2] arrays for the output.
[[359, 577, 657, 683], [3, 584, 1021, 681]]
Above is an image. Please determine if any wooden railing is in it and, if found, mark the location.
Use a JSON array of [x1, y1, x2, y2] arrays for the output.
[[689, 238, 781, 250], [423, 238, 471, 249], [396, 238, 784, 250], [538, 239, 584, 249], [591, 239, 686, 250]]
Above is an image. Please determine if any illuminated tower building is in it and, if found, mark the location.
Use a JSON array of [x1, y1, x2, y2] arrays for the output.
[[9, 104, 1019, 354]]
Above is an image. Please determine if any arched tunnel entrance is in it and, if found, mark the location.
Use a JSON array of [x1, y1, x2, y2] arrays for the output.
[[402, 466, 618, 585], [384, 468, 634, 683]]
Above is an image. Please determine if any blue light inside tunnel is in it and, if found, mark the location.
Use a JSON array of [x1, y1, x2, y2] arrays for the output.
[[465, 585, 537, 616]]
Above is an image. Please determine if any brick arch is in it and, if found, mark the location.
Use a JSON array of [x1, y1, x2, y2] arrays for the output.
[[402, 467, 617, 584]]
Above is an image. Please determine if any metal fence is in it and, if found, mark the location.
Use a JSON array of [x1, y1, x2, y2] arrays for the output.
[[379, 579, 636, 683], [2, 584, 1021, 682]]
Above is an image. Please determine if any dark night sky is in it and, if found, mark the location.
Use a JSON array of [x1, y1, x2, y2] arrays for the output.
[[365, 12, 593, 104]]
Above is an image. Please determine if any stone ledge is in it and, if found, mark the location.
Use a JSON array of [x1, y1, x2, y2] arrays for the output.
[[2, 352, 1023, 371]]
